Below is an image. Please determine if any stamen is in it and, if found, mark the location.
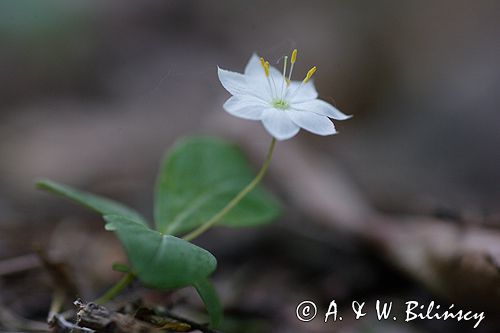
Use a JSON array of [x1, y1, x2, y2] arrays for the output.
[[260, 57, 269, 77], [280, 56, 288, 99], [267, 60, 278, 99], [259, 57, 276, 99], [287, 65, 318, 101], [291, 49, 297, 64], [287, 49, 297, 86], [304, 66, 317, 83]]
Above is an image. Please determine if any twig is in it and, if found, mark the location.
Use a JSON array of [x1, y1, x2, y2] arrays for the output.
[[159, 311, 222, 333], [74, 301, 222, 333], [50, 314, 94, 333], [47, 289, 66, 323], [35, 249, 79, 326], [0, 254, 41, 276], [35, 249, 79, 298]]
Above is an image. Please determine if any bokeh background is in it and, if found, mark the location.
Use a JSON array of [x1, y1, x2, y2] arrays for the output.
[[1, 1, 500, 332]]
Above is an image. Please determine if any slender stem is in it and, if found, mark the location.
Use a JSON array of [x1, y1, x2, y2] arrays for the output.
[[47, 288, 65, 322], [183, 138, 277, 242], [94, 272, 135, 305], [93, 139, 277, 303]]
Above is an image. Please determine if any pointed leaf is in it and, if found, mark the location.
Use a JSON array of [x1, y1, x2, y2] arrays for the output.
[[155, 137, 281, 234], [194, 278, 223, 328], [36, 179, 148, 226], [104, 215, 217, 289]]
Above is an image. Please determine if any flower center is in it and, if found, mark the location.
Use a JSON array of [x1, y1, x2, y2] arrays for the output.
[[272, 99, 289, 110]]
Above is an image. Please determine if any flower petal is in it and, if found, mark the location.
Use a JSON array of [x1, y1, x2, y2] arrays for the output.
[[230, 54, 275, 101], [244, 60, 285, 102], [217, 67, 248, 96], [268, 63, 285, 82], [261, 108, 300, 140], [286, 80, 318, 103], [223, 96, 266, 120], [244, 76, 273, 101], [244, 53, 264, 77], [291, 99, 351, 120], [287, 110, 337, 136], [245, 54, 283, 79]]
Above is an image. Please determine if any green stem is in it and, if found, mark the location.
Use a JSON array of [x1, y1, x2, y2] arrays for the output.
[[183, 138, 277, 241], [94, 272, 135, 305], [94, 139, 276, 303]]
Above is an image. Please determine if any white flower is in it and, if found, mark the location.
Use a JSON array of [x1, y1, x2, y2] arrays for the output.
[[217, 50, 351, 140]]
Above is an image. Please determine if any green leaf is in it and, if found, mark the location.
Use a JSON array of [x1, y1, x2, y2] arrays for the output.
[[194, 278, 223, 328], [36, 179, 149, 226], [155, 137, 281, 235], [103, 215, 217, 289]]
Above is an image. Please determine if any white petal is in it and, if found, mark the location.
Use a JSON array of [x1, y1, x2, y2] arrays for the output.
[[245, 75, 273, 101], [245, 54, 283, 80], [241, 55, 287, 102], [245, 72, 281, 102], [223, 96, 267, 120], [291, 99, 351, 120], [287, 110, 337, 136], [244, 53, 264, 77], [268, 63, 285, 82], [245, 60, 285, 101], [217, 67, 248, 96], [261, 108, 300, 140], [286, 80, 318, 103], [239, 54, 274, 101]]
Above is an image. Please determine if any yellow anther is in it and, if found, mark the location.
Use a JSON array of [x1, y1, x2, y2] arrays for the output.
[[260, 57, 269, 77], [291, 49, 297, 64], [304, 66, 317, 83]]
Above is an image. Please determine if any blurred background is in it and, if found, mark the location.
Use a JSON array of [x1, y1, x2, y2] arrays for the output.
[[1, 1, 500, 332]]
